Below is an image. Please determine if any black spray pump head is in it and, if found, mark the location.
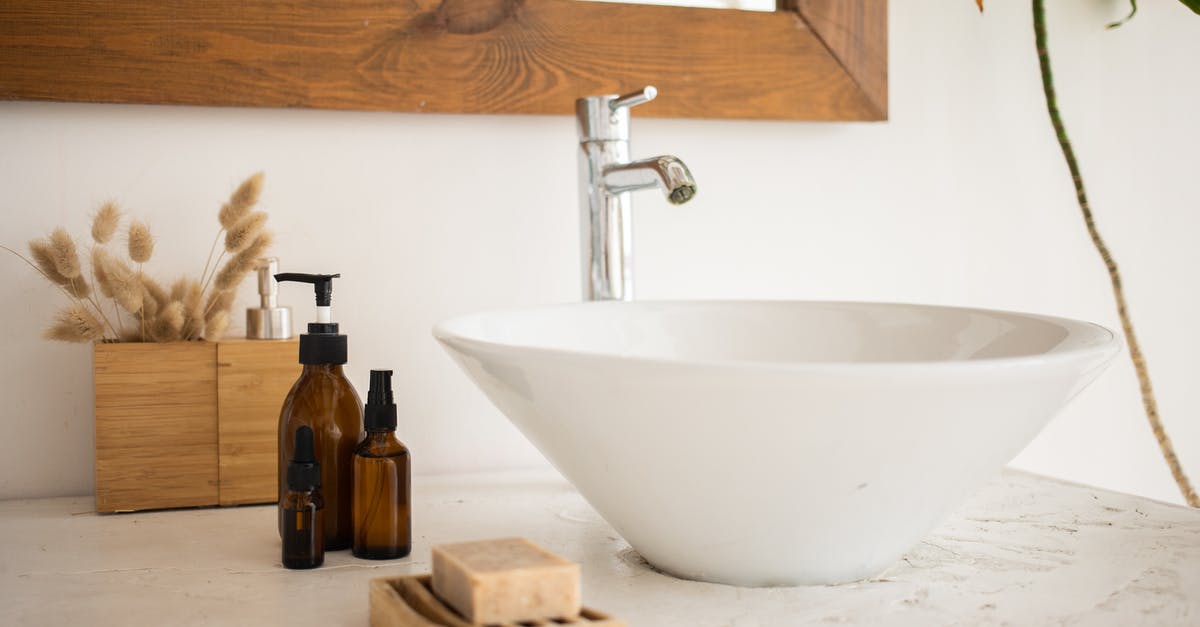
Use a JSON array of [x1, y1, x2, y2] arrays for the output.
[[274, 273, 339, 307], [287, 425, 321, 491], [364, 369, 397, 432], [274, 272, 347, 365]]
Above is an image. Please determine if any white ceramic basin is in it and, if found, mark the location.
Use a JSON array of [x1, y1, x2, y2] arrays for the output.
[[433, 301, 1119, 586]]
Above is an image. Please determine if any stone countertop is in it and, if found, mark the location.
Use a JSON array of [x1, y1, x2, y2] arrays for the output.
[[1, 469, 1197, 626]]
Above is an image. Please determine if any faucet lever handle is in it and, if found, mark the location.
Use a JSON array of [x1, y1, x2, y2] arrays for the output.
[[610, 86, 657, 111]]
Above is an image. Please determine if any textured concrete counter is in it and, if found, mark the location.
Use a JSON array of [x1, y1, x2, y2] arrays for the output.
[[1, 469, 1197, 626]]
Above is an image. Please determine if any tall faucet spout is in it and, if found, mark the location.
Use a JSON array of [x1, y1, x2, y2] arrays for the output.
[[603, 156, 697, 205], [576, 86, 697, 301]]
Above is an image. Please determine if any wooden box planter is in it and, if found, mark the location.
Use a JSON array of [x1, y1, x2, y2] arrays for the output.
[[93, 339, 299, 513]]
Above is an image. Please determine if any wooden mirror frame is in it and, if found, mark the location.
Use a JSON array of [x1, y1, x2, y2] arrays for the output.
[[0, 0, 885, 120]]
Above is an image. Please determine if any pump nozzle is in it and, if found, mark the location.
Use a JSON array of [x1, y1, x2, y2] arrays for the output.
[[274, 272, 348, 365], [368, 370, 394, 405], [275, 273, 339, 322], [365, 369, 397, 431]]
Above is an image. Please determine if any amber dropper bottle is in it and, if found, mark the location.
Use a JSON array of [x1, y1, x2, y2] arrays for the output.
[[282, 425, 324, 570], [352, 370, 411, 560]]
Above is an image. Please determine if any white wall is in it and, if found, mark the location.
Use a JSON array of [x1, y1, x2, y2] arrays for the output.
[[2, 0, 1197, 504]]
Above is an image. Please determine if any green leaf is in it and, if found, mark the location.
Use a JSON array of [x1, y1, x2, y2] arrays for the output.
[[1180, 0, 1200, 15]]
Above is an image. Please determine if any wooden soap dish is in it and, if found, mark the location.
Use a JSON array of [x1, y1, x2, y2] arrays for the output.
[[370, 575, 625, 627]]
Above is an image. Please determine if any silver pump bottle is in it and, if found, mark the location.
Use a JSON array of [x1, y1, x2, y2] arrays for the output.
[[246, 257, 293, 340]]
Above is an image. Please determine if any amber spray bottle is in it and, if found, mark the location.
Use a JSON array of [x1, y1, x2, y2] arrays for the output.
[[282, 425, 324, 569], [275, 273, 364, 551], [353, 370, 411, 560]]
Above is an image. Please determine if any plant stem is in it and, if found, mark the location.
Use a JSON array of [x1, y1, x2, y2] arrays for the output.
[[138, 265, 146, 342], [199, 228, 223, 292], [80, 284, 120, 339], [200, 250, 227, 305], [89, 244, 128, 338], [1032, 0, 1198, 507]]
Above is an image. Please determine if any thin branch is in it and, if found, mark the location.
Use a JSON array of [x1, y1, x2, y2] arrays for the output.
[[1032, 0, 1198, 507], [199, 228, 223, 292], [138, 265, 146, 342], [75, 279, 120, 339], [90, 244, 127, 338], [200, 250, 227, 303]]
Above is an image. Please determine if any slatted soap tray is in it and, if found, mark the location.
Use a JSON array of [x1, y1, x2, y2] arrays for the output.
[[370, 574, 625, 627]]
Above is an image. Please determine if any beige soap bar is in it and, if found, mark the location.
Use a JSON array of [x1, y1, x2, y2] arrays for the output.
[[431, 537, 582, 625]]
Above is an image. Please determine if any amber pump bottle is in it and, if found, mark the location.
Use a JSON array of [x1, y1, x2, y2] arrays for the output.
[[352, 370, 411, 560], [275, 273, 363, 551], [282, 425, 324, 569]]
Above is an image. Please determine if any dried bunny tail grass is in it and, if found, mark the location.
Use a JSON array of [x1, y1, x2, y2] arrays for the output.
[[151, 302, 185, 341], [115, 283, 142, 316], [48, 228, 83, 279], [182, 284, 206, 340], [66, 275, 91, 299], [214, 231, 272, 292], [94, 249, 142, 314], [216, 203, 235, 230], [44, 305, 105, 342], [28, 240, 70, 285], [218, 172, 264, 229], [92, 248, 114, 297], [140, 284, 160, 318], [183, 279, 203, 313], [182, 316, 204, 341], [29, 239, 91, 298], [68, 278, 91, 299], [128, 220, 154, 263], [242, 231, 272, 263], [223, 211, 268, 253], [91, 201, 120, 244], [142, 275, 169, 310], [169, 277, 189, 302], [204, 288, 235, 324], [205, 309, 230, 341]]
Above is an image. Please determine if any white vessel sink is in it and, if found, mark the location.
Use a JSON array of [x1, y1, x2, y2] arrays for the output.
[[433, 301, 1119, 586]]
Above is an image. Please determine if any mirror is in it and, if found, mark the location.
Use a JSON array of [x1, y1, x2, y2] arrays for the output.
[[0, 0, 886, 121]]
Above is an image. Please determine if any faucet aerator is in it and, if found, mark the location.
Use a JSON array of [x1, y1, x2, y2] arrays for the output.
[[670, 185, 696, 205]]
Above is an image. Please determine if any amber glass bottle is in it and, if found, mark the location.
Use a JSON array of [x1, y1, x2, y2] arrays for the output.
[[278, 363, 363, 550], [275, 273, 363, 551], [282, 426, 324, 569], [353, 370, 411, 560]]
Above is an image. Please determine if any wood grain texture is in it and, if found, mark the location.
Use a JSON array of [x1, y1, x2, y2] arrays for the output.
[[792, 0, 888, 118], [371, 578, 440, 627], [216, 339, 299, 506], [370, 575, 624, 627], [0, 0, 886, 121], [93, 342, 218, 513]]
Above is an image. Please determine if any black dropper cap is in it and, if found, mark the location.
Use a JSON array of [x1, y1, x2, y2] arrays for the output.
[[364, 370, 397, 432], [287, 425, 321, 491], [274, 273, 347, 365]]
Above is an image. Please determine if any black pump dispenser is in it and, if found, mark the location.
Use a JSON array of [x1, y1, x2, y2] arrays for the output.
[[274, 273, 346, 365], [364, 370, 397, 431], [287, 426, 321, 491]]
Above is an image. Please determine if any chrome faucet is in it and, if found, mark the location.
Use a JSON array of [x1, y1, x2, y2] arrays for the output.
[[577, 86, 696, 301]]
